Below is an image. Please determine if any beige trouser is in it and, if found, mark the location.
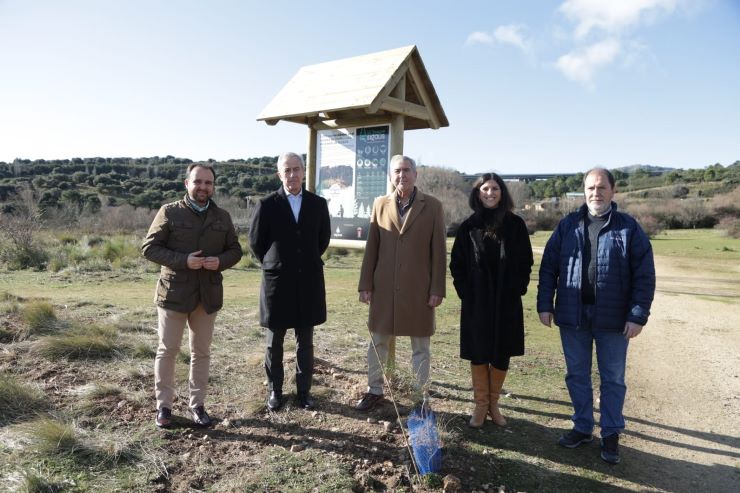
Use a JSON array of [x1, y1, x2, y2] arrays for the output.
[[155, 304, 216, 409], [367, 333, 430, 395]]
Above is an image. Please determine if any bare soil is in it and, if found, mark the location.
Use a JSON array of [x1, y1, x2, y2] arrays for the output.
[[617, 256, 740, 492]]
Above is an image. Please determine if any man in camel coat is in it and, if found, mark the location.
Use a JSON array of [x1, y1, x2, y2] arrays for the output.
[[356, 155, 447, 411]]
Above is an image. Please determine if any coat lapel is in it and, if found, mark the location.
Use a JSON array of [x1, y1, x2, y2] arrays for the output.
[[400, 190, 427, 234], [385, 194, 402, 233], [276, 187, 297, 225]]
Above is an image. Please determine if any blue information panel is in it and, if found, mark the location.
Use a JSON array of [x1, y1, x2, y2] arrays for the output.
[[316, 125, 390, 241]]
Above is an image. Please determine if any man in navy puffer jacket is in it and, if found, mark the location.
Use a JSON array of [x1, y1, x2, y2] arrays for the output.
[[537, 167, 655, 465]]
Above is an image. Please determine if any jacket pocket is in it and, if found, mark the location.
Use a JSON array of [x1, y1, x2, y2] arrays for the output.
[[169, 222, 195, 245], [156, 271, 189, 299]]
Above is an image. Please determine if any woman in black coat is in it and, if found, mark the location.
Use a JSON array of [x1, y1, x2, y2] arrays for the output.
[[450, 173, 533, 427]]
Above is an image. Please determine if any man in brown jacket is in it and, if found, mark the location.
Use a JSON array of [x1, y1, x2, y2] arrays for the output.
[[142, 164, 242, 428], [356, 155, 446, 411]]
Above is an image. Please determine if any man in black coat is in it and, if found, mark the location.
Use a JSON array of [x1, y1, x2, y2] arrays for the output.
[[249, 152, 331, 410]]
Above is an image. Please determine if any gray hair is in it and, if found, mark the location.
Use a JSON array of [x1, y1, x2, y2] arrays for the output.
[[583, 167, 615, 188], [277, 152, 305, 169], [390, 154, 416, 172]]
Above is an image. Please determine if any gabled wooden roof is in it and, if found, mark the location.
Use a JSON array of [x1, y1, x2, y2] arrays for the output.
[[257, 45, 448, 131]]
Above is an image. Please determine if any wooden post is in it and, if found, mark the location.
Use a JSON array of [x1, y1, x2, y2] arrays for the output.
[[306, 126, 318, 192], [386, 73, 407, 370]]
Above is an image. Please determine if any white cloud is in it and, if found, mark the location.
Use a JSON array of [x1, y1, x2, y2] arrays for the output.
[[493, 24, 531, 53], [559, 0, 680, 38], [556, 38, 621, 85], [465, 31, 495, 46], [465, 25, 532, 58]]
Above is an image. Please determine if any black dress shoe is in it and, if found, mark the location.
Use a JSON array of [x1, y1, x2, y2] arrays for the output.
[[156, 407, 172, 428], [356, 392, 384, 411], [191, 405, 212, 427], [296, 391, 315, 410], [267, 391, 283, 411]]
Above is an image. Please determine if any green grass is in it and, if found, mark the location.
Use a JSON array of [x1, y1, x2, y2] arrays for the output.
[[649, 228, 740, 259]]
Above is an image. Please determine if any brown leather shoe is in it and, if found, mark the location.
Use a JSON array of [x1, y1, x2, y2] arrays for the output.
[[356, 392, 383, 411], [156, 407, 172, 428]]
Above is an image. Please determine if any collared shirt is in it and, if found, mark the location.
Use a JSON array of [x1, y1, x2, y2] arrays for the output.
[[185, 195, 210, 214], [396, 187, 417, 222], [286, 188, 302, 222]]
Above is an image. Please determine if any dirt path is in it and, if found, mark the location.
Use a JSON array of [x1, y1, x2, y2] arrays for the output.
[[622, 256, 740, 492]]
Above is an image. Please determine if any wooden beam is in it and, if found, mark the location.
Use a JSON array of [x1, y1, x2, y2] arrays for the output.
[[366, 62, 409, 114], [378, 97, 431, 121], [311, 115, 393, 130], [407, 60, 441, 129]]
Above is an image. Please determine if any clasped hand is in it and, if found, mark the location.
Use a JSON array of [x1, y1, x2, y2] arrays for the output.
[[187, 250, 220, 271]]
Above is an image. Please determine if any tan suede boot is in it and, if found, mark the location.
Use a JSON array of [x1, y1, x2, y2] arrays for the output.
[[488, 366, 508, 426], [469, 363, 490, 428]]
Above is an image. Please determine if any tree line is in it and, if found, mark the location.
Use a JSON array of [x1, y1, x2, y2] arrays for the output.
[[1, 156, 738, 219]]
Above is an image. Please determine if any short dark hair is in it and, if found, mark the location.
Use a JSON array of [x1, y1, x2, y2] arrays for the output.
[[469, 172, 514, 214], [186, 163, 216, 181], [583, 167, 614, 188]]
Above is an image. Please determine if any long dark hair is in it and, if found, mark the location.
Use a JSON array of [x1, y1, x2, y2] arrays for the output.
[[468, 172, 514, 239]]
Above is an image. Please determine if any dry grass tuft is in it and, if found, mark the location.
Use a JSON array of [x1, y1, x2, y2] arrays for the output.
[[21, 301, 59, 333], [0, 373, 49, 425], [23, 417, 81, 456], [32, 325, 122, 360]]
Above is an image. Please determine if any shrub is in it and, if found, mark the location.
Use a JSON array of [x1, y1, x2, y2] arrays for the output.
[[0, 373, 49, 424], [0, 241, 49, 270], [47, 254, 68, 272], [102, 237, 127, 262], [717, 216, 740, 239], [0, 200, 49, 270], [85, 235, 105, 247], [57, 234, 79, 245]]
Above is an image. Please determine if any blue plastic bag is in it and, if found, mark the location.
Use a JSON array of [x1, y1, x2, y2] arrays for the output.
[[406, 406, 442, 475]]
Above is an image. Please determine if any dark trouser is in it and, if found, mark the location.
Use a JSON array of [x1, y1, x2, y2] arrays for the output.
[[264, 326, 314, 393]]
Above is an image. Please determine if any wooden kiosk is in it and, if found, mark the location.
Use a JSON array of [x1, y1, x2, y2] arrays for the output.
[[257, 45, 448, 245], [257, 45, 448, 370]]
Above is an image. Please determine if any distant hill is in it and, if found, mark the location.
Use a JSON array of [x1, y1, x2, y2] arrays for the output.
[[614, 164, 675, 174]]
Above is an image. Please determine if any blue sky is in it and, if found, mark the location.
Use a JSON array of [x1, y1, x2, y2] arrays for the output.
[[1, 0, 738, 174]]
